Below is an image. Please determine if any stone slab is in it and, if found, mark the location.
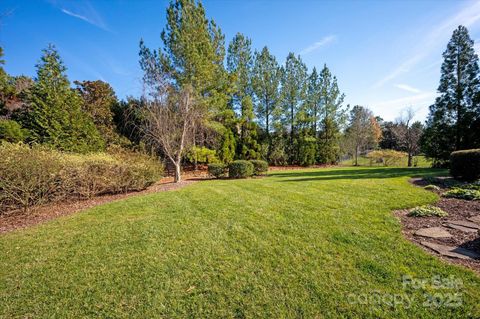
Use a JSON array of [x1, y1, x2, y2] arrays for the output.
[[414, 227, 452, 238], [467, 215, 480, 224], [446, 220, 480, 230], [421, 241, 480, 260], [445, 223, 478, 233]]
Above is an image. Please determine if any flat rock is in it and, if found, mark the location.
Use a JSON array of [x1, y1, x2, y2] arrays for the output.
[[414, 227, 452, 238], [421, 241, 480, 260], [447, 220, 480, 230], [467, 215, 480, 224], [445, 223, 478, 233]]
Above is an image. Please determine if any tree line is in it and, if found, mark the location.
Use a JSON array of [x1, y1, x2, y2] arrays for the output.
[[1, 0, 479, 180]]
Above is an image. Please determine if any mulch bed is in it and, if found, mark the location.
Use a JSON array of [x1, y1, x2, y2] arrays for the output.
[[0, 175, 205, 234], [396, 178, 480, 273]]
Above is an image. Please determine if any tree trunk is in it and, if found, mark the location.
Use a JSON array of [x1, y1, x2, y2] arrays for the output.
[[354, 145, 359, 166], [174, 162, 181, 183], [407, 153, 413, 167]]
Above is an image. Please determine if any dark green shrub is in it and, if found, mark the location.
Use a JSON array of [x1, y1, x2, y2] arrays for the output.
[[228, 160, 254, 179], [0, 119, 28, 143], [408, 205, 448, 217], [208, 163, 226, 178], [450, 149, 480, 181], [249, 160, 268, 176]]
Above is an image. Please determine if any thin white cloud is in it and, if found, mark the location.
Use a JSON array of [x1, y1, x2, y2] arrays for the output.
[[394, 83, 421, 93], [57, 1, 110, 32], [299, 35, 336, 55], [373, 1, 480, 88], [370, 92, 437, 122]]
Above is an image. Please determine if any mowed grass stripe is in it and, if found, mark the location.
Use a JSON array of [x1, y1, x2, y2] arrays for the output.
[[1, 167, 479, 318]]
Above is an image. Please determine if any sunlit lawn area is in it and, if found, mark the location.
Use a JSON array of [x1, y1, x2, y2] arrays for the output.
[[340, 155, 432, 168], [1, 167, 479, 318]]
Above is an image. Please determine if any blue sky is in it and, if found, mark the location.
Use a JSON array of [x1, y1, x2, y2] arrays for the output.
[[1, 0, 480, 121]]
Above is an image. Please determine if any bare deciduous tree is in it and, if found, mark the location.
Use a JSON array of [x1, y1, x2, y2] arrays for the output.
[[393, 107, 423, 167], [143, 85, 201, 182]]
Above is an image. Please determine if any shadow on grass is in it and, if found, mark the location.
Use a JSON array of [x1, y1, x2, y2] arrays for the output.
[[270, 167, 448, 182]]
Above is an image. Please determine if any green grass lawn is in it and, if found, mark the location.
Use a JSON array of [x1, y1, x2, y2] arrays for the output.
[[1, 167, 479, 318], [341, 155, 432, 167]]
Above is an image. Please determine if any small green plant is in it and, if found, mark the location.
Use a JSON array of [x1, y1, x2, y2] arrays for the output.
[[207, 163, 226, 179], [249, 160, 268, 176], [424, 184, 440, 191], [408, 205, 448, 217], [443, 188, 480, 200], [228, 160, 254, 179]]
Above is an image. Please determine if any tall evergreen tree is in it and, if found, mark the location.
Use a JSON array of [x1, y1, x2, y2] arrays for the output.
[[280, 52, 308, 160], [75, 80, 123, 145], [317, 64, 347, 164], [252, 46, 281, 158], [19, 45, 104, 153], [306, 67, 321, 136], [422, 25, 480, 164], [149, 0, 230, 113], [227, 33, 260, 159]]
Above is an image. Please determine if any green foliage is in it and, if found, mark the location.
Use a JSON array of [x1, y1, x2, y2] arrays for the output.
[[75, 80, 126, 146], [443, 188, 480, 200], [0, 119, 28, 142], [18, 45, 104, 153], [366, 150, 408, 167], [317, 117, 341, 164], [219, 129, 236, 163], [228, 159, 253, 178], [187, 146, 219, 164], [237, 96, 261, 160], [422, 26, 480, 163], [0, 142, 163, 212], [296, 135, 316, 166], [207, 163, 226, 178], [252, 46, 281, 154], [267, 136, 288, 166], [151, 0, 229, 112], [408, 205, 448, 217], [249, 159, 268, 175], [450, 149, 480, 181]]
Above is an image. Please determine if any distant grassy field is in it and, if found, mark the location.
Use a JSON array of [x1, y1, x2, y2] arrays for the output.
[[341, 155, 432, 168], [1, 167, 479, 318]]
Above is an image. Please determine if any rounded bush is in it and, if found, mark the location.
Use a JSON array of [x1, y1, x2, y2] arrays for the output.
[[208, 163, 226, 178], [0, 119, 27, 143], [408, 205, 448, 217], [249, 160, 268, 176], [228, 160, 254, 179], [450, 149, 480, 181]]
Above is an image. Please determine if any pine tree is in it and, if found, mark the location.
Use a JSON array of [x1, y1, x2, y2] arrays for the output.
[[252, 46, 282, 159], [227, 33, 260, 159], [280, 52, 308, 163], [423, 25, 480, 163], [154, 0, 230, 113], [317, 64, 347, 164], [237, 96, 260, 159], [306, 67, 321, 136], [20, 45, 104, 153]]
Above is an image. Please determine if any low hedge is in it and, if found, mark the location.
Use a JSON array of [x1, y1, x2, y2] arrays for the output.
[[0, 143, 163, 212], [228, 160, 254, 179], [208, 163, 226, 178], [450, 149, 480, 181], [249, 160, 268, 176]]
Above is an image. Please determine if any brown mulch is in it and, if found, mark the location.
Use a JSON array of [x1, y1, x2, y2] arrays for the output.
[[396, 179, 480, 273], [0, 174, 208, 234]]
